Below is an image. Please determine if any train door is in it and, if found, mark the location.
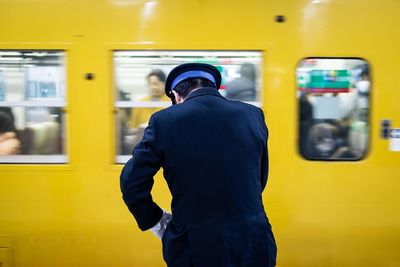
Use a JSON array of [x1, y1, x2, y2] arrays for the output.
[[266, 53, 400, 266]]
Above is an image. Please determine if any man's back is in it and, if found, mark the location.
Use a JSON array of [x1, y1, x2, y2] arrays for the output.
[[153, 88, 268, 226], [121, 65, 276, 266]]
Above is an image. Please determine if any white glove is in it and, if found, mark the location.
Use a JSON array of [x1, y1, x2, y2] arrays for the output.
[[149, 210, 172, 239]]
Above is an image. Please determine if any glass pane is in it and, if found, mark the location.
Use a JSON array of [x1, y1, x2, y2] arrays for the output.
[[297, 58, 370, 160], [114, 51, 262, 103], [0, 51, 65, 102], [0, 107, 65, 156], [0, 51, 67, 163]]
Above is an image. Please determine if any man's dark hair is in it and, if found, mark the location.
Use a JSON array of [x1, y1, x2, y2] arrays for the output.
[[147, 69, 166, 83], [174, 78, 216, 98]]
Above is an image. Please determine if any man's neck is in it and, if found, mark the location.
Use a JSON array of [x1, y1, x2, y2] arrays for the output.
[[183, 87, 206, 102]]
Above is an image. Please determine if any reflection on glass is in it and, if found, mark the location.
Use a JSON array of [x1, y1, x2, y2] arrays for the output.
[[297, 58, 370, 160], [114, 51, 263, 162]]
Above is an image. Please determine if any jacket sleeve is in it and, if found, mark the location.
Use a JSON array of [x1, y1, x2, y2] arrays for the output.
[[259, 108, 269, 192], [120, 115, 163, 231]]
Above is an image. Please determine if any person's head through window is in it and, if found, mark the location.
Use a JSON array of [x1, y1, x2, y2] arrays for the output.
[[240, 63, 256, 82], [308, 123, 339, 158], [226, 63, 256, 101], [0, 107, 16, 132], [147, 69, 166, 100], [0, 110, 20, 155], [356, 65, 370, 95]]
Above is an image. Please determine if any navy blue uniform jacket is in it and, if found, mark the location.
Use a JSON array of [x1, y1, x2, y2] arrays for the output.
[[120, 88, 276, 267]]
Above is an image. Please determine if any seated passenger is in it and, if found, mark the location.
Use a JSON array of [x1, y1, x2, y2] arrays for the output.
[[306, 123, 340, 159], [331, 120, 368, 159], [26, 120, 61, 155], [0, 110, 20, 155]]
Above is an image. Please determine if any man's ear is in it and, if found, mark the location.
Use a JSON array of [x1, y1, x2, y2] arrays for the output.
[[172, 90, 183, 104]]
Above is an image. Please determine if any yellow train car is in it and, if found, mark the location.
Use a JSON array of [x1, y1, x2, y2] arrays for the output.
[[0, 0, 399, 266]]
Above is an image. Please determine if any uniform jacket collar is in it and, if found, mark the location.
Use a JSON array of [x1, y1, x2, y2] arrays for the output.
[[184, 87, 224, 102]]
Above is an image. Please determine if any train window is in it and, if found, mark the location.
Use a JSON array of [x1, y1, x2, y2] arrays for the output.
[[0, 51, 67, 163], [297, 58, 370, 160], [114, 50, 262, 163]]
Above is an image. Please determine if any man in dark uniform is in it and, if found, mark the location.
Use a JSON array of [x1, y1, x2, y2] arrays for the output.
[[120, 63, 276, 267]]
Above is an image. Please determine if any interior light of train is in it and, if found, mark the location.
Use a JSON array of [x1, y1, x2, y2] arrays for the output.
[[114, 51, 261, 57], [0, 51, 22, 56], [0, 57, 23, 61]]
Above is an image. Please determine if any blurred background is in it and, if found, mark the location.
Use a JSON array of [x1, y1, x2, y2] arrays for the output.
[[0, 0, 399, 266]]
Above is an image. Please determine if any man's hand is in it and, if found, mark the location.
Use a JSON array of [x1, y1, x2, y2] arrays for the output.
[[149, 210, 172, 239], [0, 132, 21, 155]]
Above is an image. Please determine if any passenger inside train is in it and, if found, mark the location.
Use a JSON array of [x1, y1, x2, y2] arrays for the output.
[[0, 51, 65, 161], [0, 108, 20, 155], [225, 62, 257, 101], [114, 51, 262, 162], [128, 69, 169, 128], [297, 59, 370, 160]]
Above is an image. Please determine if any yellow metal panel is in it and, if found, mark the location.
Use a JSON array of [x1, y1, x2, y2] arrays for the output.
[[0, 0, 400, 266], [0, 248, 14, 267]]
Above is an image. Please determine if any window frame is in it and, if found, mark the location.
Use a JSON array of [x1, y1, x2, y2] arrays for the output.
[[296, 57, 372, 162], [0, 50, 68, 164], [113, 50, 264, 164]]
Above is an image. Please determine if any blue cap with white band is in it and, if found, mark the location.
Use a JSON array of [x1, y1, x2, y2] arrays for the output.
[[165, 63, 222, 102]]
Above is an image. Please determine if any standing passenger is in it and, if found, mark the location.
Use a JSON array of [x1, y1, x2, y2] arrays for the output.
[[226, 63, 257, 101], [129, 69, 170, 128], [120, 63, 276, 267]]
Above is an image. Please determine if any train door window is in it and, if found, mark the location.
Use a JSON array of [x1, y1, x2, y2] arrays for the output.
[[0, 51, 67, 163], [297, 58, 370, 160], [114, 50, 262, 163]]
